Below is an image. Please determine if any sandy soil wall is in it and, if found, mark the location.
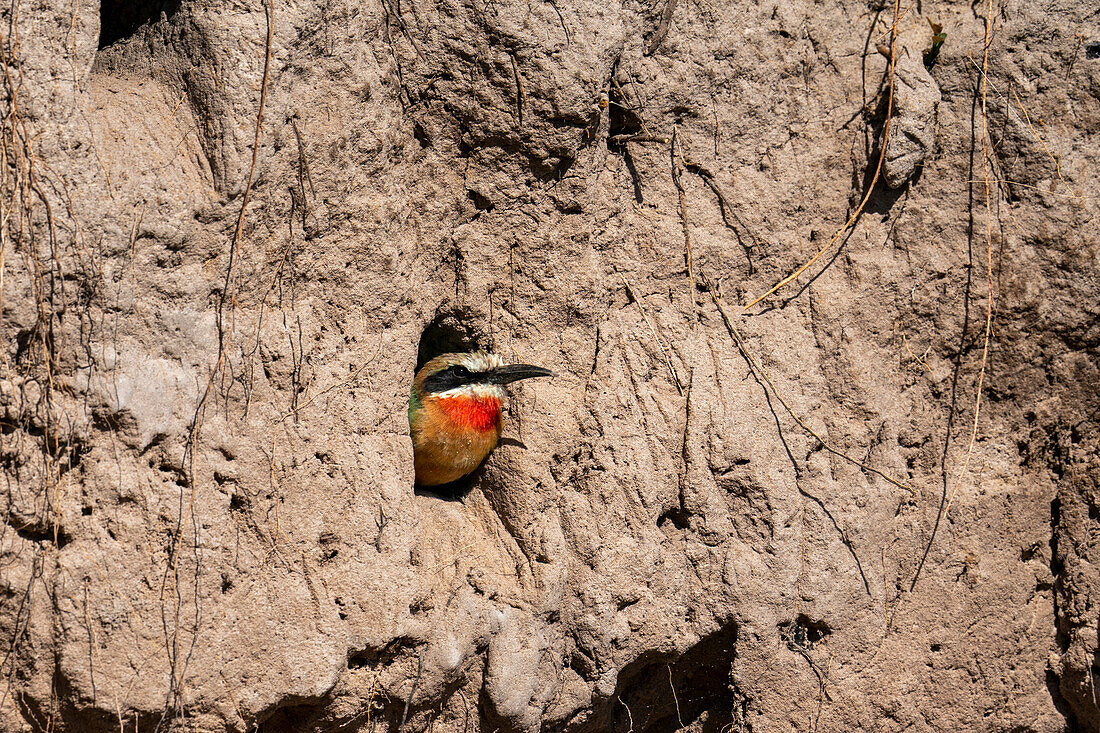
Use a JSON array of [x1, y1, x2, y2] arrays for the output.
[[1, 0, 1097, 730]]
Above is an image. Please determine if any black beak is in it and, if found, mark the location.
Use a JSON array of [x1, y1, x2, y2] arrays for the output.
[[487, 364, 555, 385]]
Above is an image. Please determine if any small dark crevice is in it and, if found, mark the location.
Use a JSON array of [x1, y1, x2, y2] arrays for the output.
[[467, 189, 495, 212], [607, 91, 643, 139], [617, 597, 640, 612], [778, 615, 831, 651], [553, 155, 576, 180], [714, 458, 751, 476], [13, 327, 38, 366], [319, 531, 339, 563], [348, 636, 419, 670], [1050, 497, 1068, 653], [606, 76, 645, 203], [157, 461, 188, 487], [657, 507, 690, 530], [228, 491, 249, 512], [620, 148, 644, 203], [1046, 669, 1081, 733], [140, 432, 167, 456], [11, 521, 72, 549]]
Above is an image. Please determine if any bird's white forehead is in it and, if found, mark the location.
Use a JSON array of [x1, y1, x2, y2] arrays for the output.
[[456, 351, 504, 372]]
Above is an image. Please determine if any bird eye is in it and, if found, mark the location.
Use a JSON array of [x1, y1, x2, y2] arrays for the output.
[[452, 365, 470, 378]]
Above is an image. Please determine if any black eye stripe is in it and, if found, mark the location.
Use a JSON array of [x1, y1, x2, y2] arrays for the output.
[[421, 364, 484, 394]]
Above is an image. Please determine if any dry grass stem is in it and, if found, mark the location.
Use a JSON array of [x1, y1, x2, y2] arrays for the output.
[[618, 695, 635, 732], [901, 333, 936, 381], [668, 664, 684, 729]]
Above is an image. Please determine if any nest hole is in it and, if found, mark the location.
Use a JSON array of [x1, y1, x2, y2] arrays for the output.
[[99, 0, 180, 49], [412, 309, 497, 500], [415, 310, 489, 374]]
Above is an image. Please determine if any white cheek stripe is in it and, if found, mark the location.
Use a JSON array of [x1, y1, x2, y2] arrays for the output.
[[435, 384, 506, 400]]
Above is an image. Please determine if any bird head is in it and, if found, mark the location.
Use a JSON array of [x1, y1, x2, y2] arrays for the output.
[[410, 351, 554, 431]]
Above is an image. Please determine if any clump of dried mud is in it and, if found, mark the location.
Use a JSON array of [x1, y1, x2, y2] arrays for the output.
[[1, 0, 1097, 731]]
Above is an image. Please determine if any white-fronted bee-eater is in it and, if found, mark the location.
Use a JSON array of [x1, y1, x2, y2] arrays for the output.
[[408, 351, 553, 486]]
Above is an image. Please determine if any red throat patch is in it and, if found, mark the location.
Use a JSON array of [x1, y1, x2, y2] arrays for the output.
[[438, 394, 502, 433]]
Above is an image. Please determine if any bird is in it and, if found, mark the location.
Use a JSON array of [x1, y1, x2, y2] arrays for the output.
[[408, 351, 554, 487]]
